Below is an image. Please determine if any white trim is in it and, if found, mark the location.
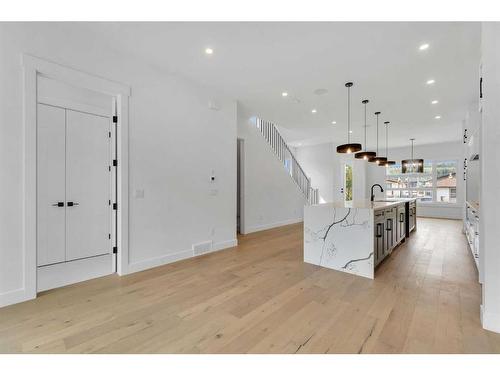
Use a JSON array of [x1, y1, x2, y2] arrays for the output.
[[213, 239, 238, 251], [37, 96, 110, 118], [20, 54, 130, 307], [244, 218, 303, 234], [482, 307, 500, 333], [126, 239, 238, 274], [0, 288, 34, 308]]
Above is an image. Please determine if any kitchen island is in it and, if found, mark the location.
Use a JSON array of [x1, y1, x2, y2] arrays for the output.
[[304, 199, 417, 279]]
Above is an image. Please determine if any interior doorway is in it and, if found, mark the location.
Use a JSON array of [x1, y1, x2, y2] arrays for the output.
[[35, 75, 117, 292]]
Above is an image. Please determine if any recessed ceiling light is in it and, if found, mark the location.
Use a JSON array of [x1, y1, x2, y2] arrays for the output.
[[282, 92, 288, 97], [431, 100, 439, 104], [331, 121, 337, 124], [205, 47, 214, 55], [297, 143, 302, 146], [426, 79, 435, 85], [435, 115, 441, 119], [311, 109, 317, 113], [419, 43, 430, 51], [349, 130, 353, 134]]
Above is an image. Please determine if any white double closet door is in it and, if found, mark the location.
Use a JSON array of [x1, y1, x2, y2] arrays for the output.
[[37, 76, 115, 292]]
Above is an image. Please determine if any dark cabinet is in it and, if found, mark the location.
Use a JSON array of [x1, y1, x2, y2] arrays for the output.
[[374, 210, 385, 266], [397, 204, 406, 243], [384, 207, 396, 255], [409, 201, 416, 233]]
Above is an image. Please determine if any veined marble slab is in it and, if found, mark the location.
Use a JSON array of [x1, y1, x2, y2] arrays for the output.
[[304, 204, 374, 279]]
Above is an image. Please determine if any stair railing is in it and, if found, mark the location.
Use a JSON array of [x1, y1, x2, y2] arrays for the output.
[[255, 117, 319, 205]]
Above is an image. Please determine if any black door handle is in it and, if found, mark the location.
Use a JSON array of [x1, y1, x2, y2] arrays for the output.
[[67, 201, 79, 207], [376, 223, 382, 238], [386, 218, 393, 231], [52, 202, 64, 207]]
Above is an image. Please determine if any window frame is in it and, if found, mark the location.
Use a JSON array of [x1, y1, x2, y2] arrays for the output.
[[385, 159, 459, 206]]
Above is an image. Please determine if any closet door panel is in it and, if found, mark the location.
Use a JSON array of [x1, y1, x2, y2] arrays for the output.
[[37, 104, 66, 266], [65, 110, 111, 261]]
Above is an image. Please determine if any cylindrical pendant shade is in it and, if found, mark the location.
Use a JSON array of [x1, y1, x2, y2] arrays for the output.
[[385, 160, 396, 165], [354, 151, 376, 160], [337, 143, 362, 154], [370, 156, 388, 165]]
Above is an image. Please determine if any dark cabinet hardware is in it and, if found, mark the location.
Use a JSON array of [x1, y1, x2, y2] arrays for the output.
[[52, 202, 64, 207], [386, 218, 393, 231], [480, 77, 483, 99], [67, 201, 79, 207], [399, 212, 404, 223], [376, 223, 383, 238]]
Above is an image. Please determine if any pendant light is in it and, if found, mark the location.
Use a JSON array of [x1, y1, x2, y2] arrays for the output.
[[369, 111, 387, 164], [355, 99, 377, 160], [402, 138, 424, 173], [382, 121, 396, 166], [337, 82, 362, 153]]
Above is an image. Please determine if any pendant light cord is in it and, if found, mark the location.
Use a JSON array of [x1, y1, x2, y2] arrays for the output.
[[347, 85, 351, 143], [364, 102, 367, 151], [386, 123, 388, 158], [376, 113, 379, 154]]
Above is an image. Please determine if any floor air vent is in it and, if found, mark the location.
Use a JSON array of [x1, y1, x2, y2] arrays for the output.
[[192, 241, 213, 256]]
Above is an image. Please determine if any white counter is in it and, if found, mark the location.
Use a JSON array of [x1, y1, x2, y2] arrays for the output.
[[304, 199, 416, 279]]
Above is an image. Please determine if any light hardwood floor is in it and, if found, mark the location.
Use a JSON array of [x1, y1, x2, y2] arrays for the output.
[[1, 217, 500, 353]]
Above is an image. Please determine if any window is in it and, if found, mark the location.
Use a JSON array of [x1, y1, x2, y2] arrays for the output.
[[385, 160, 458, 204], [344, 163, 353, 202]]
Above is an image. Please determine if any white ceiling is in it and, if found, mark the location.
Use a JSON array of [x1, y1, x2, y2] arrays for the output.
[[79, 22, 480, 148]]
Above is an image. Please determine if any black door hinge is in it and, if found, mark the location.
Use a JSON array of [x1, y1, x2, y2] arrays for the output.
[[113, 246, 117, 254], [113, 203, 117, 210], [109, 199, 111, 205], [108, 233, 111, 239], [108, 131, 111, 138], [113, 115, 118, 123], [113, 159, 118, 167]]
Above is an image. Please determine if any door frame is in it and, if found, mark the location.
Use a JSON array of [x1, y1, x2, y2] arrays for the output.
[[21, 54, 131, 304]]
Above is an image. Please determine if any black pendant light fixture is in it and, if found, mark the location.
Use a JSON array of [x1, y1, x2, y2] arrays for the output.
[[402, 138, 424, 173], [355, 99, 377, 160], [369, 111, 387, 165], [383, 121, 396, 166], [337, 82, 362, 153]]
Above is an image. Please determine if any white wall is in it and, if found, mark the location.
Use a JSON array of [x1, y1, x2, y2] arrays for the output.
[[295, 143, 368, 204], [366, 141, 465, 219], [0, 23, 237, 305], [480, 22, 500, 333], [237, 103, 306, 233], [294, 143, 334, 202]]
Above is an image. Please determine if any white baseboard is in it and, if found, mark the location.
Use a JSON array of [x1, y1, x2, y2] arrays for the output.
[[0, 288, 35, 308], [126, 238, 238, 275], [482, 306, 500, 333], [244, 217, 303, 234], [213, 239, 238, 251]]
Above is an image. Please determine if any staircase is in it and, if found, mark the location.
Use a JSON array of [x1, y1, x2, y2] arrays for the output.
[[254, 117, 319, 205]]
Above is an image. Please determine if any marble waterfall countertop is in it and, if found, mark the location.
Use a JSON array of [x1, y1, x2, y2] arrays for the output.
[[308, 198, 416, 210], [303, 199, 416, 279]]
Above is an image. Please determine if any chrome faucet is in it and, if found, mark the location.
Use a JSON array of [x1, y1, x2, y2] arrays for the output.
[[371, 184, 384, 202]]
